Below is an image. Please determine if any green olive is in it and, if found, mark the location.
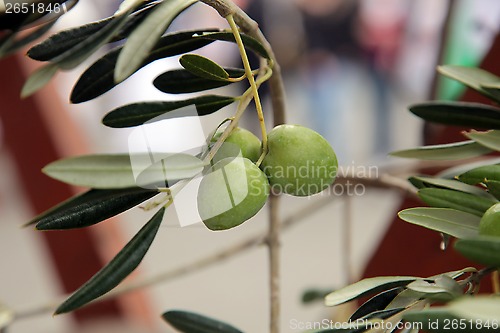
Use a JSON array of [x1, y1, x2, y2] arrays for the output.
[[212, 127, 261, 163], [197, 157, 269, 231], [261, 124, 338, 196], [479, 202, 500, 237]]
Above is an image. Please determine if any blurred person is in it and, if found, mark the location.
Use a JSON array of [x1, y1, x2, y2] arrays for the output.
[[235, 0, 307, 133], [357, 0, 410, 159], [295, 0, 363, 163]]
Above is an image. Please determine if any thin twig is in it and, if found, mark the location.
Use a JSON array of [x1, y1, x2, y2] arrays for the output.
[[267, 194, 280, 333], [198, 0, 286, 125], [199, 2, 286, 332], [342, 195, 353, 285]]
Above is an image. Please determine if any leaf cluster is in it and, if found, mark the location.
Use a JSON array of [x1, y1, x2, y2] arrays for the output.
[[321, 66, 500, 332], [13, 0, 272, 321]]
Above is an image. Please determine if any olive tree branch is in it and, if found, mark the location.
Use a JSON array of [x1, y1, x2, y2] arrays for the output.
[[198, 2, 286, 332], [12, 171, 416, 323]]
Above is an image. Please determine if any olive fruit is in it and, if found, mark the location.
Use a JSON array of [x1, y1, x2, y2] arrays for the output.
[[197, 157, 269, 231], [212, 127, 261, 163], [479, 202, 500, 237], [261, 124, 338, 196]]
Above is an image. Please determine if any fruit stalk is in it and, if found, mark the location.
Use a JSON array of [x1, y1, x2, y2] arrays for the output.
[[198, 0, 286, 125], [226, 14, 268, 166]]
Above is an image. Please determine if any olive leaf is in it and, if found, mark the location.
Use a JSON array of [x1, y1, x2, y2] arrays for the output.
[[454, 236, 500, 267], [162, 310, 244, 333], [324, 276, 417, 307], [27, 16, 114, 61], [180, 54, 230, 81], [27, 1, 159, 61], [102, 95, 236, 128], [43, 153, 205, 189], [457, 164, 500, 185], [409, 176, 495, 199], [398, 207, 480, 239], [33, 188, 159, 230], [54, 12, 130, 70], [20, 63, 58, 98], [154, 68, 246, 94], [55, 207, 165, 314], [409, 102, 500, 129], [417, 188, 496, 217], [390, 141, 492, 160], [465, 130, 500, 152], [115, 0, 196, 82], [71, 29, 216, 103], [349, 287, 402, 321], [438, 65, 500, 103]]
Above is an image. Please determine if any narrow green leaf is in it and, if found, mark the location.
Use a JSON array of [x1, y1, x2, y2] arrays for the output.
[[349, 288, 402, 321], [27, 17, 114, 61], [485, 180, 500, 200], [438, 65, 500, 103], [406, 277, 461, 302], [442, 267, 478, 280], [55, 207, 165, 314], [162, 310, 243, 333], [448, 296, 500, 322], [195, 31, 271, 60], [115, 0, 196, 83], [390, 141, 492, 160], [43, 153, 205, 189], [102, 95, 236, 128], [409, 176, 494, 199], [25, 187, 154, 227], [0, 20, 56, 58], [409, 101, 500, 129], [21, 63, 58, 98], [436, 158, 500, 180], [33, 188, 158, 230], [398, 208, 480, 239], [324, 276, 417, 307], [180, 54, 230, 81], [418, 188, 495, 217], [454, 236, 500, 267], [466, 130, 500, 152], [28, 2, 158, 62], [458, 164, 500, 185], [434, 275, 464, 295], [54, 12, 130, 70], [71, 30, 216, 103], [153, 68, 245, 94]]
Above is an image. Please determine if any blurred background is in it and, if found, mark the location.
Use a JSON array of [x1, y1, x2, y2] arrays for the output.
[[1, 0, 499, 332]]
